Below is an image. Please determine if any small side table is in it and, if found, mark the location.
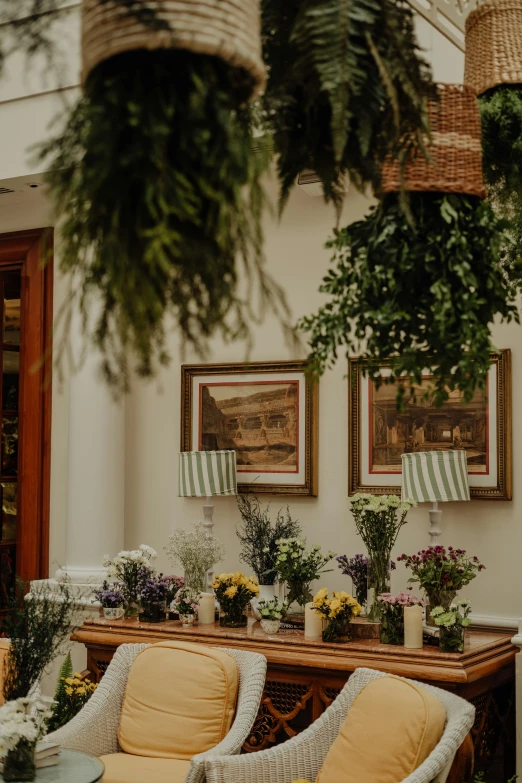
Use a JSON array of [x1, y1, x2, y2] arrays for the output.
[[0, 750, 105, 783]]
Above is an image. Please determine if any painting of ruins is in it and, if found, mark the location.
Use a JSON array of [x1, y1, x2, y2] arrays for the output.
[[369, 379, 488, 475], [198, 382, 299, 473]]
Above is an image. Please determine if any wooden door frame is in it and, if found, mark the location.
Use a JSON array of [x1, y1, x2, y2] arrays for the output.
[[0, 228, 53, 582]]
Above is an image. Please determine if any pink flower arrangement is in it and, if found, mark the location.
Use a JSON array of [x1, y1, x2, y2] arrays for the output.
[[377, 591, 424, 607]]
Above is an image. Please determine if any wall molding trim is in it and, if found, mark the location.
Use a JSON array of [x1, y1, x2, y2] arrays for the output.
[[471, 613, 518, 631]]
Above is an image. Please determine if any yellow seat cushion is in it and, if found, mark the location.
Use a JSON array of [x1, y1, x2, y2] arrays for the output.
[[0, 640, 10, 707], [316, 675, 446, 783], [118, 641, 238, 760], [100, 753, 190, 783]]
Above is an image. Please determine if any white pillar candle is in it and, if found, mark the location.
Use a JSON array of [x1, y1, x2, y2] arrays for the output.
[[198, 593, 216, 625], [404, 606, 423, 649], [305, 602, 323, 640]]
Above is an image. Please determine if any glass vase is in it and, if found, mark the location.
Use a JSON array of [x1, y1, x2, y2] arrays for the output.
[[426, 589, 457, 626], [139, 600, 166, 623], [285, 581, 313, 615], [355, 585, 368, 617], [439, 624, 465, 653], [3, 740, 36, 782], [322, 616, 352, 643], [219, 604, 248, 628], [184, 567, 207, 594], [366, 555, 391, 623], [124, 602, 140, 619], [379, 608, 404, 645]]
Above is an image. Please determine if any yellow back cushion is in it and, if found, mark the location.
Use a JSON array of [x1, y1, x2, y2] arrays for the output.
[[118, 641, 238, 760], [0, 639, 10, 707], [317, 675, 446, 783]]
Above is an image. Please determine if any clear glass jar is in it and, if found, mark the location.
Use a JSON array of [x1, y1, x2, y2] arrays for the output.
[[425, 589, 457, 626], [439, 624, 465, 653], [366, 556, 391, 623], [3, 740, 36, 782]]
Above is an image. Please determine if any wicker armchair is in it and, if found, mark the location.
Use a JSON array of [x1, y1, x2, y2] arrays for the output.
[[47, 642, 267, 783], [203, 668, 476, 783]]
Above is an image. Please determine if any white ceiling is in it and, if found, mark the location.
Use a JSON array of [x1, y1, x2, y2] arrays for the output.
[[0, 174, 53, 235]]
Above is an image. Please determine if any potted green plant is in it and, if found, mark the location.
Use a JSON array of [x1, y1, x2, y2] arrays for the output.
[[236, 493, 301, 619], [46, 653, 98, 733]]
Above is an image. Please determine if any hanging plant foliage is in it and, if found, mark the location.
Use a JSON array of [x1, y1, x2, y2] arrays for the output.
[[40, 0, 292, 391], [465, 0, 522, 263], [300, 85, 519, 408], [260, 0, 434, 210], [299, 192, 519, 408]]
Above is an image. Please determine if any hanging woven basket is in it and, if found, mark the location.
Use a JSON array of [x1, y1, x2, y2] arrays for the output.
[[82, 0, 266, 99], [381, 83, 486, 198], [465, 0, 522, 96]]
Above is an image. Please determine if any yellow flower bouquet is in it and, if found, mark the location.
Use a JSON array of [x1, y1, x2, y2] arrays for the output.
[[211, 572, 259, 628], [313, 589, 362, 643]]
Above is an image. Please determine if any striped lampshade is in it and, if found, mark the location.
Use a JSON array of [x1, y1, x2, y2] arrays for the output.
[[179, 451, 237, 498], [401, 450, 470, 503]]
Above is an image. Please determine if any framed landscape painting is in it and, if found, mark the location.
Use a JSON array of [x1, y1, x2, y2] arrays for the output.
[[181, 361, 318, 496], [348, 350, 512, 500]]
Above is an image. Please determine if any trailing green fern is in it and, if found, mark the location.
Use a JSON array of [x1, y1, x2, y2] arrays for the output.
[[53, 651, 73, 703], [299, 192, 520, 408], [40, 50, 292, 391], [261, 0, 434, 211]]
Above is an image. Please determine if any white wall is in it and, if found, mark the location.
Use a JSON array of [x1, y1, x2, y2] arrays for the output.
[[1, 6, 519, 626]]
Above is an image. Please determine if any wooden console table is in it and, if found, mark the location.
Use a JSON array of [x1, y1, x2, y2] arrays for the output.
[[74, 617, 517, 780]]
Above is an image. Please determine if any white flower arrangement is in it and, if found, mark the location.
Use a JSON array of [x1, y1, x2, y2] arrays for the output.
[[164, 524, 226, 582], [102, 544, 157, 576], [0, 697, 54, 757], [258, 598, 288, 621]]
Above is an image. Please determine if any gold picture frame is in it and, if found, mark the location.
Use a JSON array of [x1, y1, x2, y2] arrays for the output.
[[181, 360, 319, 496], [348, 350, 512, 500]]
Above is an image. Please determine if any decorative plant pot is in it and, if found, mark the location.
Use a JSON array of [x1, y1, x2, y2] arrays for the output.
[[322, 618, 352, 644], [219, 607, 248, 628], [260, 618, 281, 635], [3, 740, 36, 782], [251, 584, 276, 621], [82, 0, 266, 99], [439, 625, 465, 653], [103, 606, 124, 620], [381, 84, 487, 199], [465, 0, 522, 96], [366, 557, 391, 623], [139, 600, 166, 623], [426, 590, 457, 626], [179, 613, 195, 627]]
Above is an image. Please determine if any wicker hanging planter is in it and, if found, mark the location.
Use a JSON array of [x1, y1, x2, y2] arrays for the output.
[[381, 83, 486, 198], [465, 0, 522, 96], [82, 0, 266, 99]]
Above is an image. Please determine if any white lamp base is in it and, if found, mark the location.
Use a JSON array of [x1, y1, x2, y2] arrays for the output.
[[202, 496, 215, 590], [428, 502, 442, 546]]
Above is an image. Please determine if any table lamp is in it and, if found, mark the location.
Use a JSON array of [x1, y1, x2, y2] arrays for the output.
[[401, 450, 470, 546], [179, 450, 237, 538]]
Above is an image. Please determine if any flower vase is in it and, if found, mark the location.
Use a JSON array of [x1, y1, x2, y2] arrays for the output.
[[439, 625, 465, 653], [251, 584, 276, 620], [260, 618, 280, 635], [184, 567, 207, 594], [3, 740, 36, 782], [139, 600, 166, 623], [124, 602, 140, 619], [219, 606, 248, 628], [103, 606, 124, 620], [366, 556, 391, 623], [426, 590, 457, 626], [379, 611, 404, 645], [322, 617, 352, 643], [180, 613, 195, 627], [285, 581, 313, 616], [355, 587, 368, 617]]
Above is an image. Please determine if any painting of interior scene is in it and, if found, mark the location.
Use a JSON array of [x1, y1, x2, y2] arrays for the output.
[[199, 382, 299, 473], [370, 380, 488, 474]]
